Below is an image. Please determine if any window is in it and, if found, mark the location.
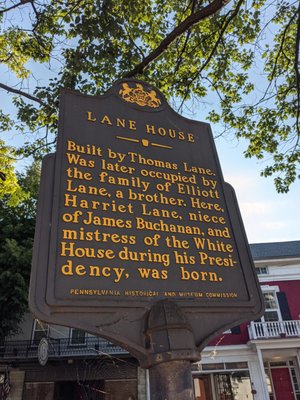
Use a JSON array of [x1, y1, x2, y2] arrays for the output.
[[214, 371, 252, 400], [289, 361, 300, 399], [263, 292, 281, 322], [199, 362, 248, 372], [32, 320, 49, 344], [69, 328, 86, 345], [256, 266, 269, 275], [225, 362, 248, 370], [202, 363, 224, 371]]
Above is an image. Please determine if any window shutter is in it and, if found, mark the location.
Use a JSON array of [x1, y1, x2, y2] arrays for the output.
[[276, 292, 292, 320]]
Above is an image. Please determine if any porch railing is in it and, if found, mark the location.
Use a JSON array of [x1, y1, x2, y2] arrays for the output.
[[0, 337, 128, 361], [248, 320, 300, 339]]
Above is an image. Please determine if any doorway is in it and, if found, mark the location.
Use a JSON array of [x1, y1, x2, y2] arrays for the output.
[[271, 368, 295, 400], [194, 376, 213, 400]]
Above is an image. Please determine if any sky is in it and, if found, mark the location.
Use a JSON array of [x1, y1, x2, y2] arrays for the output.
[[214, 136, 300, 244]]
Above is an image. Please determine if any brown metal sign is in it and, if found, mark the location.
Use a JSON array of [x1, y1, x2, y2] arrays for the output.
[[29, 80, 263, 364]]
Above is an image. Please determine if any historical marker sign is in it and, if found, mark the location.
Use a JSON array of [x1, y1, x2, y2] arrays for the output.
[[30, 80, 263, 364]]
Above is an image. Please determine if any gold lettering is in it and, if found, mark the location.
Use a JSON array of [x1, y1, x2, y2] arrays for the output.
[[100, 115, 113, 125], [116, 118, 125, 128], [146, 124, 156, 134], [87, 111, 96, 122], [128, 120, 136, 130], [180, 267, 219, 282]]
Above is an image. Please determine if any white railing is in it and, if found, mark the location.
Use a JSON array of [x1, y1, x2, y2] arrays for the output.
[[249, 320, 300, 339]]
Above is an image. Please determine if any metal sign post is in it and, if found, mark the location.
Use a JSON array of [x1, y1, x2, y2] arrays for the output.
[[29, 79, 264, 398], [145, 300, 197, 399]]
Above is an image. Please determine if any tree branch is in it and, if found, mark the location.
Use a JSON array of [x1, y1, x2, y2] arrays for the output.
[[178, 0, 244, 110], [173, 0, 198, 75], [0, 83, 45, 105], [0, 0, 32, 15], [124, 26, 146, 60], [294, 0, 300, 139], [124, 0, 229, 78], [263, 11, 297, 101]]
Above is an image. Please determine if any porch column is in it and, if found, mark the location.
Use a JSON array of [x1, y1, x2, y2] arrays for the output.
[[8, 369, 25, 400], [255, 348, 270, 400], [296, 349, 300, 372], [146, 370, 151, 400], [137, 366, 148, 400]]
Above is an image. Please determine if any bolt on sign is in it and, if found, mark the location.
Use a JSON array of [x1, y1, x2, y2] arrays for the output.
[[29, 80, 264, 365]]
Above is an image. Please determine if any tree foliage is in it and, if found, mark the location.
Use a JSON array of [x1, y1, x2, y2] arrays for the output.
[[0, 0, 299, 192], [0, 161, 40, 339], [0, 139, 28, 205]]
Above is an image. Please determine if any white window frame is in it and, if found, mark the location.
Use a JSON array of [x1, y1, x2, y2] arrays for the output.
[[260, 285, 282, 323], [256, 285, 284, 338]]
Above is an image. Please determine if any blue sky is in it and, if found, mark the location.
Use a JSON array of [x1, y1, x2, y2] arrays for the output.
[[214, 136, 300, 244]]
